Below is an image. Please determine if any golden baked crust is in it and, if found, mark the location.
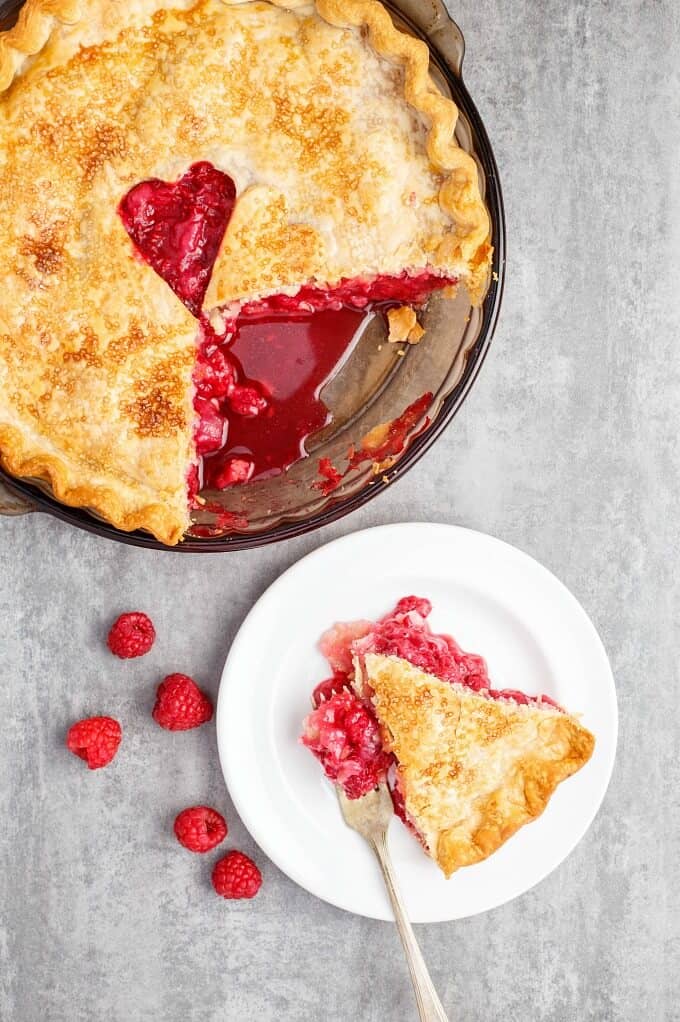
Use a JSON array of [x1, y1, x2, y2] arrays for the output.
[[314, 0, 491, 300], [387, 306, 424, 344], [359, 654, 595, 877], [206, 0, 491, 307], [0, 0, 81, 90], [0, 0, 491, 543]]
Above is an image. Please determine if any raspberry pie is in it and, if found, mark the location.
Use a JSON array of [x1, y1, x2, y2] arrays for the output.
[[301, 598, 595, 876], [0, 0, 491, 544]]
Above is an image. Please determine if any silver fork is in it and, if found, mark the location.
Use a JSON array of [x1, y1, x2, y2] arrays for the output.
[[337, 784, 450, 1022]]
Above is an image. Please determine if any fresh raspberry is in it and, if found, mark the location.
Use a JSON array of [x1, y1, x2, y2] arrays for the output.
[[212, 851, 262, 900], [66, 716, 122, 769], [107, 612, 156, 659], [174, 806, 227, 853], [152, 673, 213, 731]]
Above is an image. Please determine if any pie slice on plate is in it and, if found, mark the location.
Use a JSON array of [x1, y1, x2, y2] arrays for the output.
[[0, 0, 492, 544], [301, 596, 595, 877], [358, 653, 595, 877]]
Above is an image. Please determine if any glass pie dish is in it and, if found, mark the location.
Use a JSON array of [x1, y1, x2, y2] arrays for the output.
[[0, 0, 505, 551]]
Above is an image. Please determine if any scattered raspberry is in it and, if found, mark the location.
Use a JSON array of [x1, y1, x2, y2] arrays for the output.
[[66, 716, 122, 769], [152, 673, 213, 731], [212, 851, 262, 900], [174, 806, 227, 853], [107, 612, 156, 659]]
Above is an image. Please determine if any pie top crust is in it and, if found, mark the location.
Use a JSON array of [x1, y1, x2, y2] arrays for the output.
[[360, 654, 595, 877], [0, 0, 492, 544]]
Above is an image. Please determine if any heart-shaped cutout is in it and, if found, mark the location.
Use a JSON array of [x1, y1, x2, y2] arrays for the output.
[[119, 161, 236, 317]]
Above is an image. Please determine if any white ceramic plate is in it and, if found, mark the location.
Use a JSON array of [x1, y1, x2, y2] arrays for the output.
[[216, 523, 617, 922]]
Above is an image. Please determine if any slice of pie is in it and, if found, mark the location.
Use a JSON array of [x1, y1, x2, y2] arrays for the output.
[[357, 653, 595, 877], [0, 0, 492, 544], [301, 596, 595, 876]]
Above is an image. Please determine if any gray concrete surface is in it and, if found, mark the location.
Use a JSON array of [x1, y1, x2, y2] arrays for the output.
[[1, 1, 678, 1019]]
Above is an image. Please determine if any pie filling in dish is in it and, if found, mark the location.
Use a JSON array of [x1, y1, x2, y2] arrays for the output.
[[301, 597, 595, 876], [0, 0, 492, 544], [120, 160, 459, 492]]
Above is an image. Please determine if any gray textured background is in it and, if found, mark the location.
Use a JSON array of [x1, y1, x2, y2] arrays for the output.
[[1, 1, 678, 1019]]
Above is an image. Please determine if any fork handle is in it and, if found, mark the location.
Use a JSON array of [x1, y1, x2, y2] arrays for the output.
[[371, 834, 450, 1022]]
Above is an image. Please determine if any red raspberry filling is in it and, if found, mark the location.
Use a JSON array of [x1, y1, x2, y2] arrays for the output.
[[118, 161, 236, 317], [119, 161, 458, 509], [353, 598, 490, 691], [301, 689, 391, 799], [231, 269, 456, 316], [193, 344, 237, 400], [191, 300, 436, 493], [193, 394, 228, 457], [311, 673, 352, 707], [314, 456, 344, 495]]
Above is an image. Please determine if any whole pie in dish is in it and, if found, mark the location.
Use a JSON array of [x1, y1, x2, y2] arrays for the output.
[[301, 597, 595, 876], [0, 0, 491, 544]]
